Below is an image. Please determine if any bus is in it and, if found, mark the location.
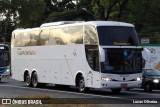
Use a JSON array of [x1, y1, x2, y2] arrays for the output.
[[11, 21, 143, 93], [0, 44, 10, 82]]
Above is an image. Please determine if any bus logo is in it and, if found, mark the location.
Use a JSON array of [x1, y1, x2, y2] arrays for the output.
[[2, 99, 11, 104]]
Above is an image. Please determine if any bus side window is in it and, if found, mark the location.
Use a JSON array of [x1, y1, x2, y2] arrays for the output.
[[14, 32, 24, 47], [38, 30, 49, 45], [28, 30, 39, 46], [84, 25, 98, 45], [49, 29, 57, 45], [85, 45, 100, 71], [68, 26, 83, 44]]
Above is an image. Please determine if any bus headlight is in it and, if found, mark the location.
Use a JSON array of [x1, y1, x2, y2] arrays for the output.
[[6, 69, 10, 72], [136, 77, 142, 81], [101, 77, 111, 81], [153, 79, 159, 83]]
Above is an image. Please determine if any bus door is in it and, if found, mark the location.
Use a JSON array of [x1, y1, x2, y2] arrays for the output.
[[85, 45, 101, 88]]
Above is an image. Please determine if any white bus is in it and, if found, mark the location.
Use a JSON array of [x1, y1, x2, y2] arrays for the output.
[[11, 21, 143, 93]]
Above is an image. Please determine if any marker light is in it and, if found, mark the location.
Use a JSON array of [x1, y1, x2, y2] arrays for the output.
[[101, 77, 111, 81]]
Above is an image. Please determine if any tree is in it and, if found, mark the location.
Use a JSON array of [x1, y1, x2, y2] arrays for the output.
[[92, 0, 129, 20], [46, 9, 95, 22], [0, 0, 17, 42], [17, 0, 45, 28]]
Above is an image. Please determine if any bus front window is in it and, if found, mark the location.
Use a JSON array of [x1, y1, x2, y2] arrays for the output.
[[0, 52, 9, 67], [97, 26, 139, 46], [101, 48, 142, 74]]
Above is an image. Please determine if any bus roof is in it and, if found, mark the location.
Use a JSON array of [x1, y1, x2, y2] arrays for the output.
[[13, 21, 134, 32], [85, 21, 134, 27]]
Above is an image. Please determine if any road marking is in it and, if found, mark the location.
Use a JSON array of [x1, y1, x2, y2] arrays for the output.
[[0, 84, 129, 100], [1, 84, 160, 99]]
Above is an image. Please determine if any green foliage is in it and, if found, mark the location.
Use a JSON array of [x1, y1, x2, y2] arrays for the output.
[[46, 10, 95, 22], [91, 0, 129, 20], [17, 0, 46, 28]]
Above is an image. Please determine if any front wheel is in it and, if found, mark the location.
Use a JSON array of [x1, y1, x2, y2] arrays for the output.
[[78, 75, 88, 92], [111, 88, 121, 94]]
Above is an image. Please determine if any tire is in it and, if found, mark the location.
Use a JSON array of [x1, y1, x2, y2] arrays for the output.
[[24, 73, 31, 87], [0, 78, 1, 82], [111, 88, 122, 94], [144, 83, 152, 92], [31, 72, 38, 88], [78, 75, 86, 92]]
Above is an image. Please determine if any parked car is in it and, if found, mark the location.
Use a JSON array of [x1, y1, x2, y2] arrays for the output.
[[142, 69, 160, 92]]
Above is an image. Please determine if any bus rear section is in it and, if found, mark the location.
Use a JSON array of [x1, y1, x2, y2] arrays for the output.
[[0, 44, 10, 82]]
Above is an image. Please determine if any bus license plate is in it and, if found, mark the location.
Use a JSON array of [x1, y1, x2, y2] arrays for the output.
[[121, 84, 128, 88]]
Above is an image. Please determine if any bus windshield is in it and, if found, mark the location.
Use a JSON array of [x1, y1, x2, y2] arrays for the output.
[[0, 51, 9, 67], [97, 26, 139, 46], [101, 48, 142, 74]]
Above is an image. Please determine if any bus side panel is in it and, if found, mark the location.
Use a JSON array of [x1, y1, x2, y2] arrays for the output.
[[11, 45, 88, 86]]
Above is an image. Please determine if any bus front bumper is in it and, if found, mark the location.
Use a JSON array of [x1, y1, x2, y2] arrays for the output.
[[100, 80, 142, 89], [0, 72, 10, 78]]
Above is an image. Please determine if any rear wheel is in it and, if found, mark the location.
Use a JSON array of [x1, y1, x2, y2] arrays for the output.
[[31, 72, 38, 88], [111, 88, 121, 94], [144, 83, 152, 92], [24, 73, 31, 87]]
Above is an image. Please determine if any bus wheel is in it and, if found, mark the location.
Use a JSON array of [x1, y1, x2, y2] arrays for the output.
[[111, 88, 121, 94], [78, 75, 86, 92], [31, 72, 38, 88], [24, 73, 31, 87]]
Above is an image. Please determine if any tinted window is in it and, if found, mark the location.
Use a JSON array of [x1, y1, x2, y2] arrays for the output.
[[49, 26, 83, 45], [84, 25, 98, 45], [85, 45, 100, 71], [97, 26, 139, 46], [101, 48, 142, 74], [0, 46, 9, 67], [37, 29, 49, 45], [61, 26, 83, 44], [49, 28, 59, 45], [14, 32, 24, 47], [28, 30, 40, 46]]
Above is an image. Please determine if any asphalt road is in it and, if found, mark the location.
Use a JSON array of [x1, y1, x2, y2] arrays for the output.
[[0, 77, 160, 107]]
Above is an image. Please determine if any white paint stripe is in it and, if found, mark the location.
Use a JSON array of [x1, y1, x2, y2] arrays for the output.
[[0, 84, 127, 100]]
